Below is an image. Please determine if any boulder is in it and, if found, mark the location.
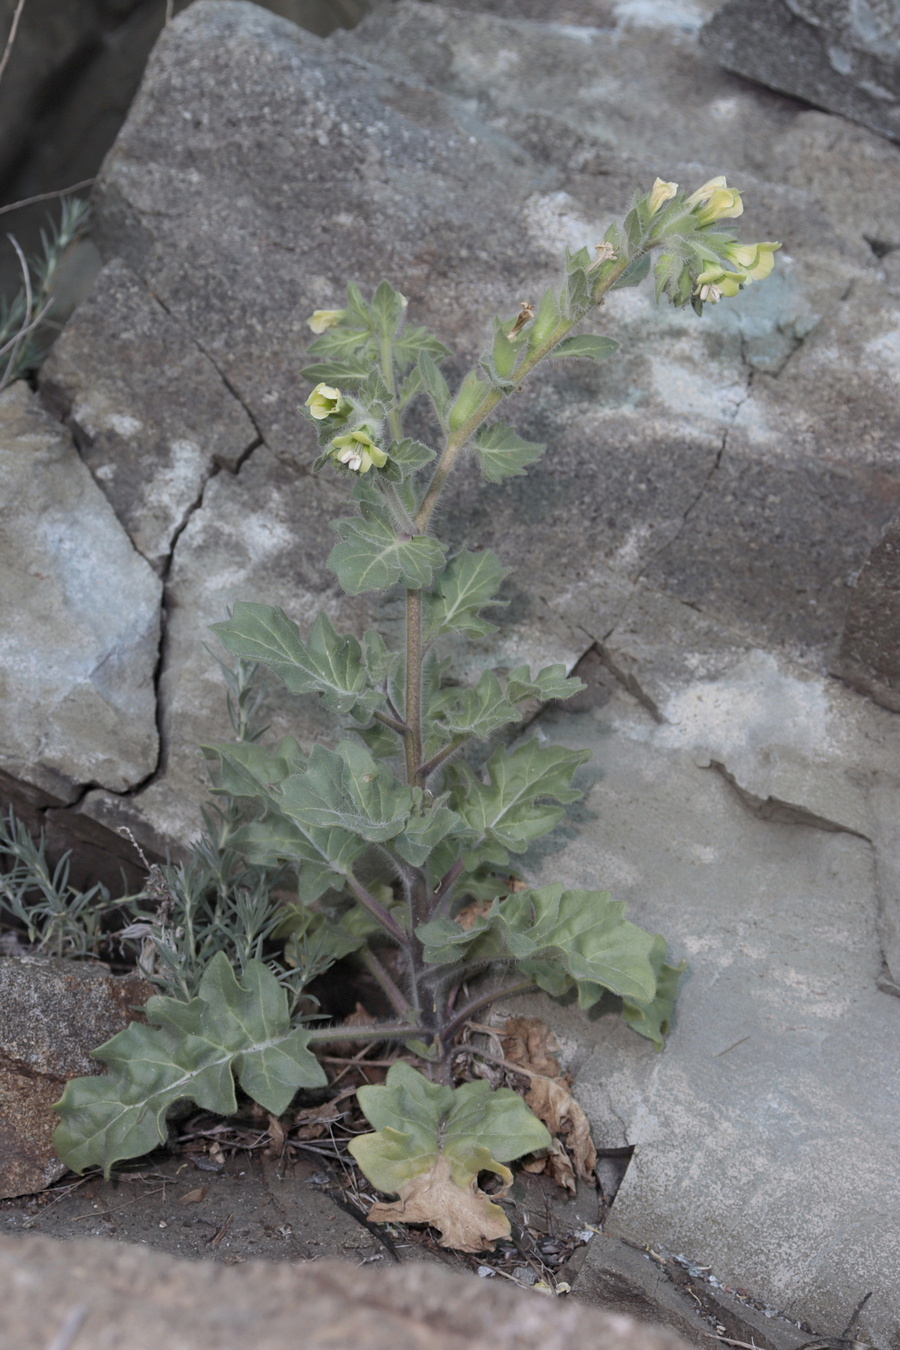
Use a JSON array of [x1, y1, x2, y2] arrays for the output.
[[833, 509, 900, 713], [0, 956, 151, 1198], [0, 1234, 693, 1350], [701, 0, 900, 144]]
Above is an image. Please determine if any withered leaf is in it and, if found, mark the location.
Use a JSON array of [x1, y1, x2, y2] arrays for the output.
[[366, 1154, 512, 1252], [523, 1073, 597, 1183], [501, 1016, 563, 1079], [176, 1186, 208, 1205]]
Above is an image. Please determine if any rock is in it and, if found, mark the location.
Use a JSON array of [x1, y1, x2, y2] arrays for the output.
[[40, 258, 259, 572], [700, 0, 900, 145], [0, 1234, 694, 1350], [0, 956, 152, 1198], [0, 382, 161, 803], [833, 509, 900, 713]]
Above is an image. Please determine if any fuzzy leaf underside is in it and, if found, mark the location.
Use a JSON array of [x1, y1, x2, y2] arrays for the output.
[[472, 422, 545, 483], [349, 1063, 551, 1250], [550, 334, 619, 363], [424, 549, 509, 640], [417, 883, 661, 1009], [53, 954, 326, 1176], [210, 604, 376, 716]]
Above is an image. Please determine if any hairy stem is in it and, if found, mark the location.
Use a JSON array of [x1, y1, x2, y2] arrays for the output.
[[404, 588, 424, 788], [440, 978, 536, 1048], [418, 735, 467, 782], [346, 875, 408, 948], [359, 946, 414, 1020], [306, 1022, 420, 1046]]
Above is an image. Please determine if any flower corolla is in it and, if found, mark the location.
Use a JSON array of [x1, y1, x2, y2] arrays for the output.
[[647, 178, 678, 215], [687, 176, 744, 228], [308, 309, 346, 334], [721, 240, 781, 282], [329, 427, 388, 475], [305, 383, 344, 420]]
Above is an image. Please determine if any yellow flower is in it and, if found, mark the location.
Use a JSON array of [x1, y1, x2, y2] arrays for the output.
[[305, 383, 343, 420], [647, 177, 678, 215], [722, 240, 781, 282], [307, 309, 346, 334], [687, 176, 744, 227], [329, 428, 388, 474], [693, 265, 745, 303]]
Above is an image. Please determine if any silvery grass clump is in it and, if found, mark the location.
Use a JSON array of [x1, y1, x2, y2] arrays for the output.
[[54, 177, 778, 1250]]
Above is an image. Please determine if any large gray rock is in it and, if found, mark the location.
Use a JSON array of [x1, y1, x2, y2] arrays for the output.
[[0, 1234, 693, 1350], [833, 509, 900, 713], [0, 382, 160, 803], [0, 957, 151, 1198], [40, 258, 259, 572], [701, 0, 900, 144]]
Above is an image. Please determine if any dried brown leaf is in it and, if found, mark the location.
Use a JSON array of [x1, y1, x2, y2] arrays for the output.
[[523, 1074, 597, 1182], [365, 1154, 511, 1252], [501, 1017, 563, 1079], [267, 1113, 287, 1150], [176, 1186, 208, 1205], [455, 899, 492, 931]]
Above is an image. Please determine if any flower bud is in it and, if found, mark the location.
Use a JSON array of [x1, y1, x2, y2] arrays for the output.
[[305, 383, 344, 420], [307, 309, 346, 334], [329, 427, 388, 475], [687, 176, 744, 227], [647, 177, 678, 215]]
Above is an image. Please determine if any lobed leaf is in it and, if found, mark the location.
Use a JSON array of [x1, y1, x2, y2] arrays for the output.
[[371, 279, 407, 338], [424, 548, 509, 641], [201, 736, 307, 801], [380, 437, 436, 484], [53, 953, 327, 1176], [329, 489, 446, 594], [349, 1063, 551, 1251], [300, 356, 372, 384], [210, 604, 376, 716], [228, 810, 367, 903], [430, 669, 520, 740], [505, 663, 584, 705], [471, 422, 545, 484], [621, 934, 685, 1050], [279, 740, 415, 843]]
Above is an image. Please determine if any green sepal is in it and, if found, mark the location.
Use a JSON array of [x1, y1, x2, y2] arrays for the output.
[[349, 1062, 551, 1194], [424, 549, 508, 641], [505, 664, 584, 705], [471, 422, 544, 484], [210, 604, 378, 717], [549, 334, 619, 363], [621, 935, 685, 1050], [52, 953, 327, 1176], [489, 317, 519, 380], [528, 286, 562, 350], [566, 245, 593, 272], [449, 371, 490, 433]]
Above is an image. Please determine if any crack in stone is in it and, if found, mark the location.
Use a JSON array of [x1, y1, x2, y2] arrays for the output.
[[707, 760, 872, 841]]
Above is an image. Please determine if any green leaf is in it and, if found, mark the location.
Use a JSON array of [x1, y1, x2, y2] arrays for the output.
[[201, 736, 307, 801], [301, 357, 373, 384], [280, 905, 367, 967], [612, 254, 651, 289], [306, 327, 371, 358], [371, 279, 407, 337], [472, 422, 544, 484], [349, 1063, 551, 1250], [448, 371, 490, 433], [228, 810, 367, 903], [345, 281, 373, 328], [431, 669, 520, 739], [53, 953, 327, 1176], [621, 935, 685, 1050], [394, 327, 451, 371], [550, 334, 619, 363], [280, 740, 414, 843], [329, 488, 446, 594], [380, 437, 436, 483], [393, 799, 464, 868], [505, 664, 584, 704], [564, 266, 591, 318], [210, 604, 375, 716], [448, 740, 589, 860], [418, 352, 451, 425], [424, 548, 509, 641]]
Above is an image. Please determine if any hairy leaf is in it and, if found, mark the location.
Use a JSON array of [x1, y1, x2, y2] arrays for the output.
[[380, 437, 436, 483], [431, 669, 520, 740], [393, 799, 464, 868], [447, 740, 589, 860], [305, 326, 371, 358], [210, 604, 376, 716], [329, 490, 446, 594], [279, 740, 414, 843], [550, 334, 619, 363], [448, 371, 490, 433], [228, 810, 367, 903], [418, 352, 451, 425], [505, 664, 584, 705], [349, 1062, 551, 1251], [201, 736, 307, 801], [612, 254, 651, 289], [371, 279, 407, 337], [394, 326, 451, 370], [53, 953, 326, 1176], [621, 934, 685, 1049], [424, 549, 509, 641], [300, 356, 372, 384], [472, 422, 544, 484]]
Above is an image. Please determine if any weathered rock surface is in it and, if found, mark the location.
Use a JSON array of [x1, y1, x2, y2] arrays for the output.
[[40, 258, 259, 572], [833, 508, 900, 713], [0, 1234, 693, 1350], [701, 0, 900, 144], [0, 957, 151, 1198], [0, 382, 160, 802]]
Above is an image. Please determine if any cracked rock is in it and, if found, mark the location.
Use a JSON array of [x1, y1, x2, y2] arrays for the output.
[[0, 383, 160, 802], [39, 258, 258, 573]]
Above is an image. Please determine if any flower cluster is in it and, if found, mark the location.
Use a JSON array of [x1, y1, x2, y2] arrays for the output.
[[304, 382, 388, 474], [645, 175, 780, 313]]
